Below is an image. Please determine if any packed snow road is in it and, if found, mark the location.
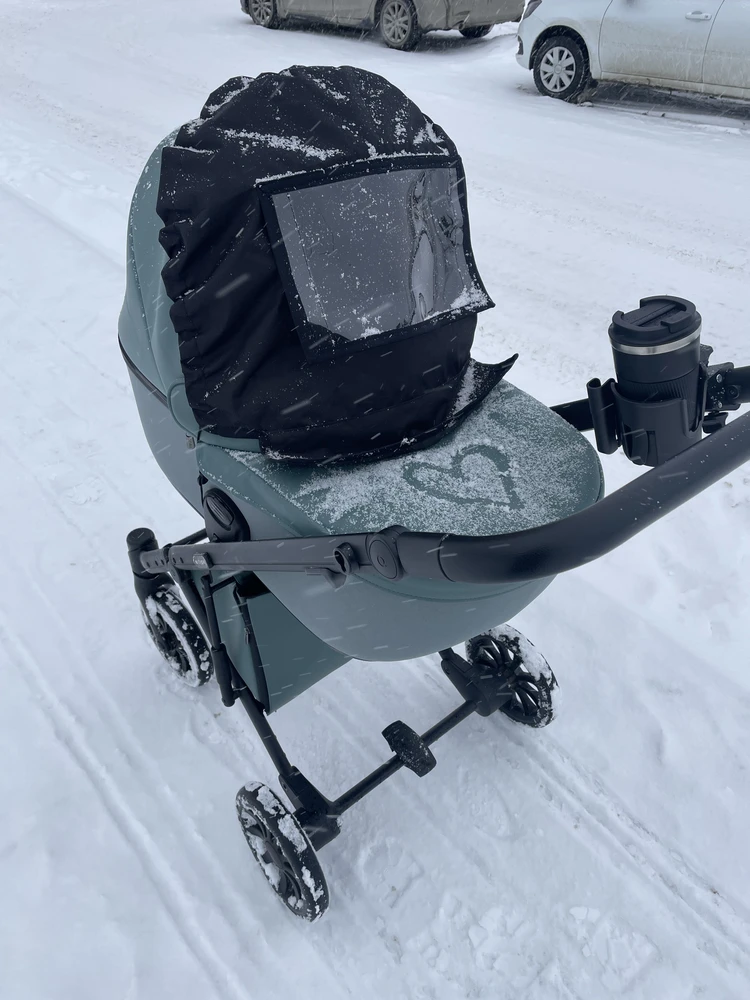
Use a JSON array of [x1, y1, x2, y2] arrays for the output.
[[1, 1, 749, 998]]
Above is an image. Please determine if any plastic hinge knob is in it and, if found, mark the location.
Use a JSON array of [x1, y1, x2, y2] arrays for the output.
[[367, 530, 404, 581]]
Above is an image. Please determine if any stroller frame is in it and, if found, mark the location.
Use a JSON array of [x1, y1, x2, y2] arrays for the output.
[[128, 523, 527, 855]]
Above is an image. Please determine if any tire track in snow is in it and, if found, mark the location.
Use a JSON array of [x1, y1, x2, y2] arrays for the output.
[[506, 726, 750, 970], [0, 614, 252, 1000], [471, 179, 749, 281], [524, 728, 750, 950], [0, 174, 122, 269]]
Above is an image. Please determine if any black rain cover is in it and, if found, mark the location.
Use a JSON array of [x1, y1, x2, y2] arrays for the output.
[[156, 66, 513, 464]]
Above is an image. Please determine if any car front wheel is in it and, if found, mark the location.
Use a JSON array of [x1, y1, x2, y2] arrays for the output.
[[379, 0, 421, 50], [247, 0, 280, 28], [533, 35, 590, 101]]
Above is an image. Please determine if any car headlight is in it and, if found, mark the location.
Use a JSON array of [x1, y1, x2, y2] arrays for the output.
[[522, 0, 543, 19]]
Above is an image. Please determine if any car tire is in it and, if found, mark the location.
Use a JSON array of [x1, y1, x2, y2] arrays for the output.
[[460, 25, 492, 39], [379, 0, 421, 51], [247, 0, 280, 28], [533, 35, 591, 101]]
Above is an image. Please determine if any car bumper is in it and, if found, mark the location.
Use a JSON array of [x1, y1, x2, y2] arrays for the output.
[[515, 14, 537, 68], [516, 36, 531, 69], [442, 0, 525, 30]]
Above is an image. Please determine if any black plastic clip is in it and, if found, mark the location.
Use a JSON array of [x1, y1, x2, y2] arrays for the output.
[[703, 411, 730, 434], [587, 378, 620, 454]]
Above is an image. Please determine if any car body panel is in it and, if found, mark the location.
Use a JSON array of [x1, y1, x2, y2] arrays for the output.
[[517, 0, 750, 101], [599, 0, 721, 84], [449, 0, 524, 29], [703, 0, 750, 92], [413, 0, 450, 31], [277, 0, 334, 18], [245, 0, 523, 31]]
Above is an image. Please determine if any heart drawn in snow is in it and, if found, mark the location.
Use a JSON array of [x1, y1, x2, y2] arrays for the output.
[[403, 448, 522, 508]]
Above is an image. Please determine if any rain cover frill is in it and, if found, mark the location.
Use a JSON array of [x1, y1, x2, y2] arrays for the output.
[[157, 66, 514, 465]]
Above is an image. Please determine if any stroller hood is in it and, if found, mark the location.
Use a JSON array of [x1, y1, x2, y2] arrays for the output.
[[154, 67, 512, 464]]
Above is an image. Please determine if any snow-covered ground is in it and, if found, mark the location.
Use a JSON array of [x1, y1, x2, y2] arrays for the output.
[[1, 1, 749, 997]]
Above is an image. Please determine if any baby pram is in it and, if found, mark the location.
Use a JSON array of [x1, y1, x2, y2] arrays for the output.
[[120, 67, 750, 920]]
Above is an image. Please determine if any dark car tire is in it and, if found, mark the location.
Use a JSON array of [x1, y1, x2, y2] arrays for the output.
[[460, 25, 492, 39], [532, 35, 591, 101], [379, 0, 422, 50], [247, 0, 280, 28]]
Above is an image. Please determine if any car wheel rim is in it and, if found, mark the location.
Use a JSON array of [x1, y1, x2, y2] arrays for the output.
[[250, 0, 273, 24], [383, 1, 411, 44], [540, 46, 576, 93]]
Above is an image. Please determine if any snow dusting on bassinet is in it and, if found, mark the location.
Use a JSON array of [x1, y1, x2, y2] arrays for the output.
[[226, 382, 602, 538]]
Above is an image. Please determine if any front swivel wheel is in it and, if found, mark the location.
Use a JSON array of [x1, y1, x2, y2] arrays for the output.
[[236, 783, 329, 921]]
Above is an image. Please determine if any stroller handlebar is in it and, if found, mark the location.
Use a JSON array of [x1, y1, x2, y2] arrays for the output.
[[150, 407, 750, 588], [397, 406, 750, 584]]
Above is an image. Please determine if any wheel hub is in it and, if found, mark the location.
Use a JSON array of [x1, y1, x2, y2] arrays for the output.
[[466, 630, 557, 728], [383, 2, 410, 43], [250, 0, 273, 24], [475, 637, 542, 715], [245, 819, 303, 906], [540, 47, 576, 93]]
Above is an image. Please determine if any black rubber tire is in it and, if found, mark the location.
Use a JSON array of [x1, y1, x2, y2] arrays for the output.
[[236, 783, 329, 921], [379, 0, 421, 51], [532, 35, 590, 102], [247, 0, 280, 29], [142, 585, 212, 688], [466, 626, 558, 728], [460, 25, 492, 39]]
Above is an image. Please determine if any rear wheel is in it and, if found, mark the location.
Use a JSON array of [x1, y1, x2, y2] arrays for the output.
[[460, 25, 492, 39], [248, 0, 280, 28], [142, 586, 212, 688], [533, 35, 590, 102], [466, 626, 558, 728], [379, 0, 421, 51]]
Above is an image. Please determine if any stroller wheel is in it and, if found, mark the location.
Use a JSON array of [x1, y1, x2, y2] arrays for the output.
[[236, 783, 329, 921], [466, 625, 558, 728], [142, 586, 212, 688]]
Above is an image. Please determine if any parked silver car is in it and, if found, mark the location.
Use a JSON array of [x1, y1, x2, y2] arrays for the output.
[[241, 0, 524, 50]]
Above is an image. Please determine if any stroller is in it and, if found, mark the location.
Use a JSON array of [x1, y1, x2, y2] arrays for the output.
[[120, 67, 750, 920]]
